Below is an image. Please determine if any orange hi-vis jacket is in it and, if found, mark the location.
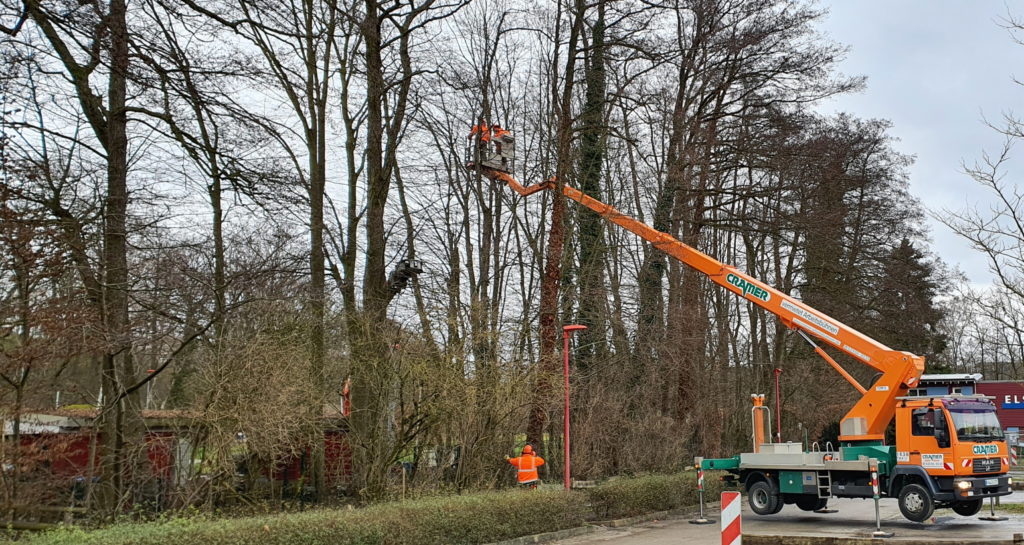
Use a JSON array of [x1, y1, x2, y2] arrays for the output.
[[469, 124, 491, 142], [508, 453, 544, 483]]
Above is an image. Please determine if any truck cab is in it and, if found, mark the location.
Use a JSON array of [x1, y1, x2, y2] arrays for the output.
[[889, 395, 1012, 521]]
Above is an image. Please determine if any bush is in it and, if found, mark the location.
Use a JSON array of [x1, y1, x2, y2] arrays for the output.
[[17, 472, 722, 545], [586, 471, 723, 519]]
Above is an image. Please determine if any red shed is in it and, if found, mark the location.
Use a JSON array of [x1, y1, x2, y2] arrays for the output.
[[3, 410, 195, 486], [7, 408, 353, 502], [260, 412, 352, 491]]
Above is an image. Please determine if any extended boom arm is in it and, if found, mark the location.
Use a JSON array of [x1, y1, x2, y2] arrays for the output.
[[483, 168, 924, 443]]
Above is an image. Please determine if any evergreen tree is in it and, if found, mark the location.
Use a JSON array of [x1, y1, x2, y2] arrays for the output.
[[869, 238, 948, 362]]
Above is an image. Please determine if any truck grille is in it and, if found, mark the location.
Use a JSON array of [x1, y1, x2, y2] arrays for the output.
[[973, 457, 1001, 474]]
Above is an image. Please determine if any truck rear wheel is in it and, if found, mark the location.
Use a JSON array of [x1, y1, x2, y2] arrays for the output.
[[898, 483, 935, 522], [748, 480, 781, 515], [951, 499, 983, 516], [796, 495, 828, 511]]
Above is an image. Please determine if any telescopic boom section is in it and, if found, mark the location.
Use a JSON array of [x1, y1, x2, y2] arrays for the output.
[[480, 168, 925, 444]]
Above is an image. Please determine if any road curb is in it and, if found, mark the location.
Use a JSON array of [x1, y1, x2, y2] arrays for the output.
[[594, 501, 722, 528], [484, 524, 601, 545], [596, 509, 675, 528], [489, 501, 1024, 545], [486, 502, 722, 545], [744, 535, 1024, 545]]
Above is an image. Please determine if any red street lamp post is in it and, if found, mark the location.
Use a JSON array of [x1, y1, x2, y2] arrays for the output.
[[773, 367, 783, 442], [562, 324, 587, 490]]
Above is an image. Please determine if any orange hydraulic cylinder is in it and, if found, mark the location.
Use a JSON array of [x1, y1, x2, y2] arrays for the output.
[[752, 394, 766, 453]]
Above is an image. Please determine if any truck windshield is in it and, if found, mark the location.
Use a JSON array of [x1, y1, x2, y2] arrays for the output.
[[949, 407, 1004, 442]]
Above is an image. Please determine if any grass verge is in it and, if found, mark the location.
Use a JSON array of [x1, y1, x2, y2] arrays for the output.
[[992, 501, 1024, 513]]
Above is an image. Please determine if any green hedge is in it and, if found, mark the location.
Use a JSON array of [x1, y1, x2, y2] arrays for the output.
[[19, 490, 587, 545], [586, 471, 723, 519], [19, 472, 719, 545]]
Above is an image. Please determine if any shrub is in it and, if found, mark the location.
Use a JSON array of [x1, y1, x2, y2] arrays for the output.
[[586, 471, 723, 519]]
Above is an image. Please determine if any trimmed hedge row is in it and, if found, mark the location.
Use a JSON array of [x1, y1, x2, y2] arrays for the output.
[[19, 472, 720, 545], [588, 471, 724, 519]]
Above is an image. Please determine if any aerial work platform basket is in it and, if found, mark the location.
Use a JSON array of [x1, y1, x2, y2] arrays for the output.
[[466, 122, 515, 174]]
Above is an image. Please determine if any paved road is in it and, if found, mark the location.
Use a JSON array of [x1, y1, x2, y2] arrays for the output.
[[552, 493, 1024, 544]]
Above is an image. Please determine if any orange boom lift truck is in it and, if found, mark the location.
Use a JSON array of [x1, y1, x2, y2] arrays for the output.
[[466, 125, 1012, 523]]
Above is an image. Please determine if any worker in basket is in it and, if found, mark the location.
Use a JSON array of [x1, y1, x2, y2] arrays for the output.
[[469, 123, 491, 146], [468, 122, 491, 170], [469, 123, 515, 173], [505, 444, 544, 488]]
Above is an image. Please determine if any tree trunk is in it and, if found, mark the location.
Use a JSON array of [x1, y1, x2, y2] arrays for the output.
[[575, 0, 608, 371], [527, 0, 585, 448], [98, 0, 139, 511], [349, 0, 392, 498]]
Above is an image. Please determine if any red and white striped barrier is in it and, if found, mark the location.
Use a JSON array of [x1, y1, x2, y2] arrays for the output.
[[721, 491, 741, 545], [698, 469, 704, 491]]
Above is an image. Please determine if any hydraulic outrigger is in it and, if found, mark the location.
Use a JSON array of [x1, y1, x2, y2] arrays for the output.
[[467, 124, 1012, 522]]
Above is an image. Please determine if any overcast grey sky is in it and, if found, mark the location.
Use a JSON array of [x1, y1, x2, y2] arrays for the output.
[[816, 1, 1024, 285]]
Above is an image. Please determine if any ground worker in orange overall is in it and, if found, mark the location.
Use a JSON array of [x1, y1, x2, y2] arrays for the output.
[[505, 445, 544, 488]]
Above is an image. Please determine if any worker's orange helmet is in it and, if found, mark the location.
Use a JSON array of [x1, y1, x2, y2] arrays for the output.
[[522, 444, 533, 454]]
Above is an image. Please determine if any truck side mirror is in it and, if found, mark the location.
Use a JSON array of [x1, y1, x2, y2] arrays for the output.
[[935, 409, 951, 449]]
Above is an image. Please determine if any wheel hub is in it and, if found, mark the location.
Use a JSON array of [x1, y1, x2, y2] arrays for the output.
[[753, 489, 769, 508], [905, 492, 924, 512]]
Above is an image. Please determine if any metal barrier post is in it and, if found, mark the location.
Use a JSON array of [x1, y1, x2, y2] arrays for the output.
[[980, 495, 1008, 521], [690, 457, 715, 525], [979, 444, 1010, 521], [870, 459, 893, 538]]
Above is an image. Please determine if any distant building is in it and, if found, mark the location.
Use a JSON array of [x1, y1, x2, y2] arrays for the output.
[[975, 381, 1024, 447], [912, 373, 980, 396]]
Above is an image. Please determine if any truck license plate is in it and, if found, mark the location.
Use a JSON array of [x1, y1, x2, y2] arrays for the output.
[[986, 478, 999, 486]]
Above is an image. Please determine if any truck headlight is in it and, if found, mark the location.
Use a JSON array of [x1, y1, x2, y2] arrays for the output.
[[956, 480, 971, 490]]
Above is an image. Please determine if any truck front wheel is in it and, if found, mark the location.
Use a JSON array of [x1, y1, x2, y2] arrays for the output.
[[748, 480, 781, 515], [951, 499, 983, 516], [898, 483, 935, 522]]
